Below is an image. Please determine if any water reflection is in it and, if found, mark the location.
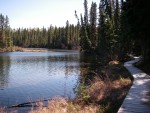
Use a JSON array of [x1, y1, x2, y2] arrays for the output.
[[0, 56, 11, 89], [0, 52, 80, 107], [79, 53, 100, 84]]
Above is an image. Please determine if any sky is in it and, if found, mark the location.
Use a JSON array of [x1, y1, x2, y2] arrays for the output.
[[0, 0, 99, 29]]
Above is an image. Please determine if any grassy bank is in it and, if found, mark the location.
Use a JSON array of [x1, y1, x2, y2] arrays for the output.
[[27, 61, 132, 113], [0, 55, 133, 113], [73, 59, 133, 113]]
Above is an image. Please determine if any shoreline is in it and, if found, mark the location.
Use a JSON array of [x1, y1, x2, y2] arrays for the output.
[[0, 46, 79, 52]]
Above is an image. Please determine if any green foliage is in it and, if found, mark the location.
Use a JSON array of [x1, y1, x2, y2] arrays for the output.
[[76, 0, 122, 58], [121, 0, 150, 62], [5, 37, 13, 47], [97, 0, 121, 60], [90, 2, 97, 48], [80, 25, 92, 52], [77, 0, 99, 53], [0, 14, 13, 48], [76, 82, 90, 103], [97, 104, 112, 113], [76, 0, 147, 61], [98, 1, 108, 55], [11, 22, 80, 49], [1, 0, 149, 63]]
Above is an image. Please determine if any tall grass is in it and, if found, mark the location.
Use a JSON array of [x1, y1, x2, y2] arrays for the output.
[[29, 97, 98, 113]]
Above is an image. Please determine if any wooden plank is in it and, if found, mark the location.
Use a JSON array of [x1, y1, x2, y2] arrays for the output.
[[118, 58, 150, 113]]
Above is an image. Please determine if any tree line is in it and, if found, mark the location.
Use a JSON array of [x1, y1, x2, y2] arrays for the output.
[[0, 14, 80, 49], [76, 0, 150, 62], [1, 0, 150, 63], [11, 22, 79, 49], [76, 0, 123, 59]]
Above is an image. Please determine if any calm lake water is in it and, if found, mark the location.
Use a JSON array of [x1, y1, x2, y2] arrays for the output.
[[0, 51, 80, 107]]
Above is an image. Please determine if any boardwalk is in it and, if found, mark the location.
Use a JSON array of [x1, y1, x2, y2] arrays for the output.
[[118, 58, 150, 113]]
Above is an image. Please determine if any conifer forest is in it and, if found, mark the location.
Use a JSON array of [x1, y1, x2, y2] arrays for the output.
[[0, 0, 150, 63]]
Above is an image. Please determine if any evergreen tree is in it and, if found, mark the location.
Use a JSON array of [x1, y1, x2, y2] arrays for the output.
[[65, 20, 70, 48], [90, 2, 97, 49], [80, 14, 92, 52], [122, 0, 150, 62], [114, 0, 120, 34], [47, 25, 54, 48], [97, 0, 107, 55], [84, 0, 88, 25], [0, 14, 13, 48], [0, 14, 5, 47]]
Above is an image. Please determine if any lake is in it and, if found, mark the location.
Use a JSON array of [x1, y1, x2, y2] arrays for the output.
[[0, 51, 80, 107]]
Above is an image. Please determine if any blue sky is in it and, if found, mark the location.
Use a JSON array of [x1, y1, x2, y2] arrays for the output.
[[0, 0, 99, 29]]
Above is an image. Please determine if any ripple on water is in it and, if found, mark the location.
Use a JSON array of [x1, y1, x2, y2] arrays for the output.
[[0, 52, 80, 107]]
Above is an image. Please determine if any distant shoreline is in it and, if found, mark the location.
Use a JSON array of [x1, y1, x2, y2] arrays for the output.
[[0, 46, 79, 52]]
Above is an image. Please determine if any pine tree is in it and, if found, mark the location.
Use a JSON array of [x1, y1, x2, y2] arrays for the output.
[[97, 0, 107, 55], [90, 2, 97, 49], [48, 25, 53, 48], [0, 14, 5, 47], [114, 0, 120, 34], [0, 14, 13, 48], [84, 0, 88, 25], [122, 0, 150, 62], [65, 20, 70, 48]]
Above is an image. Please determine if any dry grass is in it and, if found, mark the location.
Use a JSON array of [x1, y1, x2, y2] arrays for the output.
[[29, 65, 132, 113], [109, 60, 119, 65], [0, 47, 14, 52], [0, 46, 78, 52], [75, 63, 132, 113], [0, 46, 25, 52], [13, 47, 49, 52], [0, 46, 49, 52], [84, 75, 131, 103], [29, 97, 98, 113], [85, 76, 108, 102], [0, 108, 5, 113]]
